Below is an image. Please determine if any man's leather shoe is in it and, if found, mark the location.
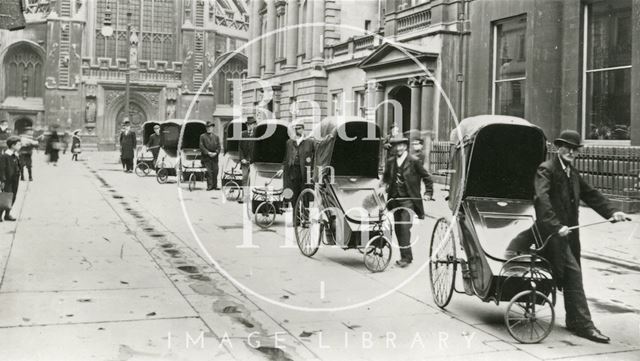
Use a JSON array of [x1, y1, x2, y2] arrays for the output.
[[574, 328, 610, 343], [4, 215, 16, 222], [395, 259, 411, 268]]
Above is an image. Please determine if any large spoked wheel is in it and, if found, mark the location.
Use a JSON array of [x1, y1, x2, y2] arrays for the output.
[[505, 290, 555, 344], [254, 201, 276, 229], [294, 188, 321, 257], [135, 163, 149, 177], [363, 235, 392, 272], [156, 168, 169, 184], [223, 181, 242, 201], [188, 173, 197, 192], [429, 217, 457, 308]]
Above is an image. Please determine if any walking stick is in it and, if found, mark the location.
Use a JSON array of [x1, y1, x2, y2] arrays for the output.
[[567, 216, 632, 231]]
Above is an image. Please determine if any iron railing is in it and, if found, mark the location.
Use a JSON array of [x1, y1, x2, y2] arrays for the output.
[[428, 141, 640, 199]]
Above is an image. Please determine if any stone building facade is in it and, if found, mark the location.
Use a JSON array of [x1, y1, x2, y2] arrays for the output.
[[0, 0, 249, 149], [243, 0, 638, 149], [241, 0, 467, 144], [466, 0, 639, 146]]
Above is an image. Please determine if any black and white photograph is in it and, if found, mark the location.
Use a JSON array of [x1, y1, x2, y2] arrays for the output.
[[0, 0, 638, 360]]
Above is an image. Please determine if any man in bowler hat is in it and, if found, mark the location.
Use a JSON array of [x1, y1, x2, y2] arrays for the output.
[[534, 129, 629, 343], [119, 121, 137, 173], [382, 135, 433, 268], [199, 121, 221, 190], [276, 121, 315, 208]]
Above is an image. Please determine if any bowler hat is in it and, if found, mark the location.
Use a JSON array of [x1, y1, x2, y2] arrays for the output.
[[388, 135, 409, 145], [554, 130, 583, 149], [246, 118, 257, 125], [205, 121, 215, 128]]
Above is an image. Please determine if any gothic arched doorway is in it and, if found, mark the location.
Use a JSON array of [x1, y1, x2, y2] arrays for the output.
[[388, 85, 411, 133], [3, 43, 44, 98], [115, 102, 147, 138], [14, 117, 33, 134]]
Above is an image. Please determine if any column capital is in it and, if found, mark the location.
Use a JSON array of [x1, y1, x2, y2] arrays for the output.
[[408, 77, 421, 88], [420, 77, 434, 86], [366, 81, 384, 92]]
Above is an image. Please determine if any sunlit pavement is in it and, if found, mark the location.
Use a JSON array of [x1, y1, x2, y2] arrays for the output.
[[0, 152, 638, 361]]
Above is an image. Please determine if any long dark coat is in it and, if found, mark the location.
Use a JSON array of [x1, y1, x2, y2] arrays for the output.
[[119, 131, 137, 160], [199, 132, 221, 160], [534, 156, 617, 286], [45, 132, 60, 162], [71, 135, 81, 153], [382, 154, 434, 219], [0, 152, 20, 193], [281, 138, 315, 190]]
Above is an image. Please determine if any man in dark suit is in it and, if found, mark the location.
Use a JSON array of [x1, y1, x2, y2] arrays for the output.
[[0, 136, 22, 222], [119, 121, 137, 173], [534, 130, 628, 343], [145, 124, 162, 165], [382, 136, 433, 268], [238, 118, 256, 203], [199, 121, 221, 191], [276, 121, 315, 208]]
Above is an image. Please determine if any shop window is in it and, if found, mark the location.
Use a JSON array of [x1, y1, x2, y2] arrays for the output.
[[583, 0, 632, 141], [492, 15, 527, 118]]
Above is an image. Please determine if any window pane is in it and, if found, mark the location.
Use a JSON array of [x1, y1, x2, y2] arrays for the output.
[[587, 0, 632, 70], [495, 80, 525, 118], [495, 16, 526, 80], [585, 68, 630, 140]]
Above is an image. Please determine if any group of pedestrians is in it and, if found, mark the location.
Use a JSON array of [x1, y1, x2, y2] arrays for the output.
[[0, 120, 84, 223]]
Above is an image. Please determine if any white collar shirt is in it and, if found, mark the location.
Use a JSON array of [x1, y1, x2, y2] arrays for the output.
[[396, 151, 408, 167]]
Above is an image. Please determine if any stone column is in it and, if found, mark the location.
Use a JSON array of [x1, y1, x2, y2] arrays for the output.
[[248, 0, 263, 78], [420, 79, 434, 133], [264, 0, 277, 75], [304, 0, 314, 62], [284, 0, 299, 69], [409, 77, 421, 130], [374, 83, 385, 129], [312, 0, 325, 62]]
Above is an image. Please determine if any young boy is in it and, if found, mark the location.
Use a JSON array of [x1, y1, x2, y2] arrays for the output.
[[0, 136, 22, 221]]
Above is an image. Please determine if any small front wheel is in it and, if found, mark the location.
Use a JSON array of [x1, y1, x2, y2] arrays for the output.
[[188, 173, 196, 192], [505, 290, 555, 344], [135, 163, 148, 177], [363, 236, 392, 272], [156, 168, 169, 184], [223, 181, 242, 201], [255, 201, 276, 229]]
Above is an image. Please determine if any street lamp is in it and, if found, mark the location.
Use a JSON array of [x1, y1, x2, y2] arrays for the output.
[[124, 11, 132, 124]]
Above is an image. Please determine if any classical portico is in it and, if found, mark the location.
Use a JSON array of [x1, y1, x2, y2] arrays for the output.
[[358, 42, 438, 139]]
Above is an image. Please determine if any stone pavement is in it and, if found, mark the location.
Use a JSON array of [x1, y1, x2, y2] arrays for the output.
[[0, 152, 637, 361]]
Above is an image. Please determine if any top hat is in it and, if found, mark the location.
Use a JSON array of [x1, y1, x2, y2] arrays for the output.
[[388, 135, 409, 145], [205, 121, 215, 128], [554, 130, 583, 149]]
